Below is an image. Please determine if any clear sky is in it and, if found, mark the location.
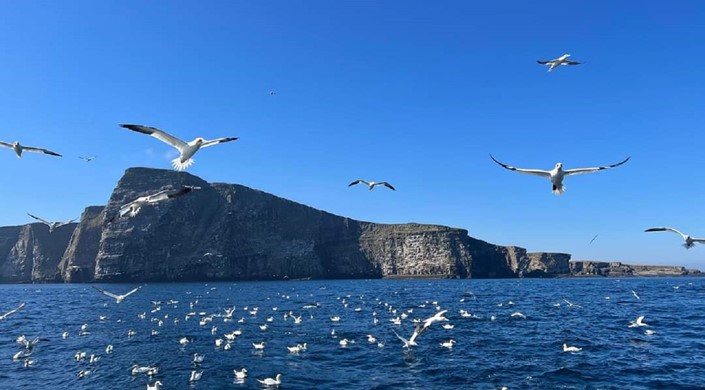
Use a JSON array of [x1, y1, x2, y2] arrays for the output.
[[1, 1, 704, 269]]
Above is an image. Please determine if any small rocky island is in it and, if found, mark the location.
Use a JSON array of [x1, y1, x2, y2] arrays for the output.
[[0, 168, 699, 283]]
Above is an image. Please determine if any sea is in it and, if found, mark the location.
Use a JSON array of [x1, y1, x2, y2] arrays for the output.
[[1, 278, 704, 390]]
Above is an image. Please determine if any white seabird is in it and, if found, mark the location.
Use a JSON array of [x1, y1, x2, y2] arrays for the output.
[[562, 343, 582, 352], [27, 213, 77, 233], [189, 370, 203, 382], [120, 124, 238, 171], [629, 315, 649, 328], [0, 302, 25, 321], [234, 368, 248, 379], [440, 339, 456, 349], [490, 154, 630, 195], [537, 54, 582, 72], [78, 156, 96, 162], [0, 141, 62, 158], [392, 327, 422, 349], [348, 180, 396, 191], [112, 186, 201, 220], [147, 381, 163, 390], [644, 227, 705, 249], [94, 286, 142, 303], [257, 374, 282, 386]]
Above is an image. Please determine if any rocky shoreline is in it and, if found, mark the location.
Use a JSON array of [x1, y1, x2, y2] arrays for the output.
[[0, 168, 699, 283]]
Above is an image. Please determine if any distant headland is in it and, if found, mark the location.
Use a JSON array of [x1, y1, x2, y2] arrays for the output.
[[0, 168, 700, 283]]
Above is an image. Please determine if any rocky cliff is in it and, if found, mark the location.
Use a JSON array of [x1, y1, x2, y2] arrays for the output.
[[0, 167, 645, 283], [570, 261, 700, 277], [0, 222, 77, 283]]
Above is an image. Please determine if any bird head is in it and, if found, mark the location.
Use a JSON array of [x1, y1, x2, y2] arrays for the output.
[[195, 137, 206, 145], [561, 54, 571, 59]]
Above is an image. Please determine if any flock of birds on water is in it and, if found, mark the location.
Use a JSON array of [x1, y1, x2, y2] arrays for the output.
[[0, 53, 701, 389], [1, 279, 676, 389]]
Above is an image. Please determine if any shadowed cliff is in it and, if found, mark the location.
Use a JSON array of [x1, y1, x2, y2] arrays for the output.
[[2, 167, 579, 282]]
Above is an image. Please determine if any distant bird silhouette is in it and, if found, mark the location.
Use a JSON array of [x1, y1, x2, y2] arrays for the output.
[[348, 180, 396, 191], [537, 53, 582, 72]]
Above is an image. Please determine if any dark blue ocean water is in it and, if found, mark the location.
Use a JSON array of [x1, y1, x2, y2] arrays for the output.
[[1, 278, 704, 390]]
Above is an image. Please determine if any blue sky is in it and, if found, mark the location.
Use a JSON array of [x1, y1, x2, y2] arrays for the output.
[[1, 1, 704, 268]]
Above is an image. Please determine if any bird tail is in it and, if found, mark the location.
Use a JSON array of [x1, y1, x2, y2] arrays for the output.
[[171, 157, 194, 171], [129, 207, 141, 217], [552, 184, 566, 196]]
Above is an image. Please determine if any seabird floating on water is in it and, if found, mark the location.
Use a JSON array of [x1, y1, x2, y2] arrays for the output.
[[644, 227, 705, 249], [490, 154, 630, 195], [0, 141, 61, 158], [93, 286, 141, 303], [562, 343, 582, 352], [121, 124, 238, 171], [234, 368, 248, 379], [348, 180, 396, 191], [27, 213, 77, 233], [537, 54, 582, 72], [257, 374, 282, 386]]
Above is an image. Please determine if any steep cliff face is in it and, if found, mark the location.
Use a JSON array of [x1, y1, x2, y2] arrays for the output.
[[59, 206, 105, 282], [93, 168, 378, 282], [359, 224, 472, 278], [0, 167, 577, 283], [0, 223, 77, 283]]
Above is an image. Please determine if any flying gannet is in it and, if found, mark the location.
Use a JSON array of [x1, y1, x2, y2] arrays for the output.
[[348, 180, 396, 191], [0, 141, 61, 158], [629, 315, 649, 328], [112, 186, 201, 220], [93, 286, 142, 303], [0, 302, 25, 321], [490, 154, 630, 195], [644, 227, 705, 249], [537, 54, 582, 72], [120, 124, 238, 171], [78, 156, 95, 162], [27, 213, 77, 233]]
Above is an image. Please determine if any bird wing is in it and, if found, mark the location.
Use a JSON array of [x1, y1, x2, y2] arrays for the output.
[[564, 61, 582, 65], [120, 124, 188, 152], [166, 186, 200, 199], [536, 60, 550, 65], [123, 286, 142, 298], [0, 141, 13, 149], [119, 198, 141, 216], [57, 218, 78, 228], [348, 179, 369, 187], [392, 330, 410, 347], [378, 182, 396, 191], [21, 146, 62, 157], [691, 238, 705, 243], [200, 137, 239, 148], [27, 213, 51, 225], [2, 302, 25, 318], [644, 227, 688, 240], [564, 157, 630, 176], [93, 287, 120, 300], [490, 154, 551, 177]]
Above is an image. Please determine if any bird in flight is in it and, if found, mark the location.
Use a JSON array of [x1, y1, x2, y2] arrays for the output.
[[589, 234, 599, 244], [0, 141, 61, 159], [113, 186, 201, 220], [537, 54, 583, 72], [93, 286, 142, 303], [121, 124, 238, 171], [27, 214, 77, 233], [0, 302, 25, 321], [490, 154, 630, 195], [78, 156, 96, 162], [644, 227, 705, 249], [348, 180, 396, 191]]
